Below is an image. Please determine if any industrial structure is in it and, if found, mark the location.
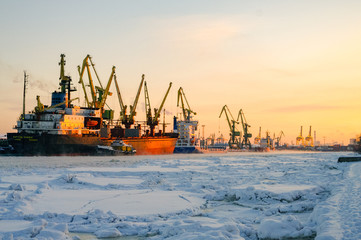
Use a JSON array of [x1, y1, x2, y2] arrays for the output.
[[219, 105, 241, 149], [275, 131, 285, 148], [144, 80, 172, 136], [296, 126, 304, 146], [236, 109, 252, 149], [305, 126, 314, 147], [7, 54, 178, 156]]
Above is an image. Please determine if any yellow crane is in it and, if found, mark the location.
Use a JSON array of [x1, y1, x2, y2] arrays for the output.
[[144, 80, 172, 136], [97, 66, 115, 109], [77, 55, 102, 108], [296, 126, 304, 146], [219, 105, 240, 149], [35, 96, 79, 113], [305, 126, 314, 147], [177, 87, 196, 121], [77, 55, 114, 109]]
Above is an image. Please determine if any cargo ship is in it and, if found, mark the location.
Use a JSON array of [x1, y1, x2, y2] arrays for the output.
[[173, 116, 199, 153], [7, 54, 178, 156], [172, 87, 200, 154]]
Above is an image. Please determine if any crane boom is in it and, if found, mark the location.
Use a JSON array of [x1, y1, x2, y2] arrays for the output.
[[121, 74, 145, 129], [113, 74, 126, 120], [98, 66, 115, 108], [129, 74, 144, 119], [144, 80, 152, 122], [153, 82, 172, 121], [177, 87, 196, 121], [219, 105, 240, 149], [219, 105, 236, 131], [236, 109, 252, 148], [88, 56, 103, 89], [77, 65, 91, 107], [144, 80, 172, 136], [78, 55, 104, 108], [275, 131, 285, 148]]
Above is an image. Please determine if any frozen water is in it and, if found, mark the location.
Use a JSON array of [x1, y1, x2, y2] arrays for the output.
[[0, 151, 360, 239]]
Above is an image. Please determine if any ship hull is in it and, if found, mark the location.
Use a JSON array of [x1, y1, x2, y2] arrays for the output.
[[7, 133, 178, 156], [173, 146, 200, 154], [122, 136, 177, 155], [7, 133, 103, 156]]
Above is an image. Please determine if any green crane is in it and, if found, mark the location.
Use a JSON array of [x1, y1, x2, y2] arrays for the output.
[[144, 80, 172, 136], [219, 105, 240, 149], [275, 131, 285, 148], [122, 74, 145, 128], [237, 109, 252, 149], [177, 87, 196, 121], [112, 74, 126, 123]]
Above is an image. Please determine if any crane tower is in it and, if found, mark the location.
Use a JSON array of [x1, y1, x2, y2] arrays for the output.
[[296, 126, 304, 146], [305, 126, 314, 147]]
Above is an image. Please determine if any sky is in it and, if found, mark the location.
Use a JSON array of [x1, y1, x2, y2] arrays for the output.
[[1, 0, 361, 145]]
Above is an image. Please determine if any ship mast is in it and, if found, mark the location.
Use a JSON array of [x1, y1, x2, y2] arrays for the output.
[[59, 54, 76, 108], [22, 71, 28, 121]]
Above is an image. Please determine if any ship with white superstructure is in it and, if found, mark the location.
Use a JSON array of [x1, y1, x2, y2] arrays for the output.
[[7, 54, 178, 156], [173, 87, 199, 153]]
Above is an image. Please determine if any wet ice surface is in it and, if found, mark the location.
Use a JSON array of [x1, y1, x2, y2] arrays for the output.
[[0, 151, 359, 239]]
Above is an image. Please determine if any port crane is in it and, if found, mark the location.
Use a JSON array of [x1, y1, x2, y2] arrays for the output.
[[177, 87, 196, 121], [219, 105, 240, 149], [296, 126, 304, 146], [112, 74, 125, 123], [96, 66, 115, 109], [77, 55, 115, 110], [77, 55, 104, 108], [123, 74, 145, 128], [144, 80, 172, 136], [305, 126, 314, 147], [35, 96, 79, 113], [236, 109, 252, 149], [275, 131, 285, 148]]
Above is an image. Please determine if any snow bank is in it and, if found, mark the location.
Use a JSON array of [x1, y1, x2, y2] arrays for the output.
[[310, 162, 361, 240], [258, 215, 314, 239]]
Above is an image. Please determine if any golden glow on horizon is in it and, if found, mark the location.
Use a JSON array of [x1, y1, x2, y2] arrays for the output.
[[1, 1, 361, 145]]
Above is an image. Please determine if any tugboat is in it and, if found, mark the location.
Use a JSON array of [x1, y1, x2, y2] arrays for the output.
[[96, 140, 136, 155]]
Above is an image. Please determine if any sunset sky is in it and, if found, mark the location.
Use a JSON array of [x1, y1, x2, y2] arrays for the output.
[[1, 0, 361, 145]]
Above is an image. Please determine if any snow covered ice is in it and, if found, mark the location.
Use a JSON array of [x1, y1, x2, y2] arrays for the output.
[[0, 151, 360, 239]]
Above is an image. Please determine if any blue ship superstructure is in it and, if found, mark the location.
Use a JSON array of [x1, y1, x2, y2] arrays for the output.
[[173, 116, 198, 153], [173, 87, 199, 153]]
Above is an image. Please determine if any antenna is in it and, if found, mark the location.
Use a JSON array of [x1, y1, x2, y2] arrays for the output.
[[22, 71, 29, 120]]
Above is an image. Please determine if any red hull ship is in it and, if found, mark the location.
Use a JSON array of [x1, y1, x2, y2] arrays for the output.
[[6, 54, 178, 156], [122, 136, 177, 155]]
